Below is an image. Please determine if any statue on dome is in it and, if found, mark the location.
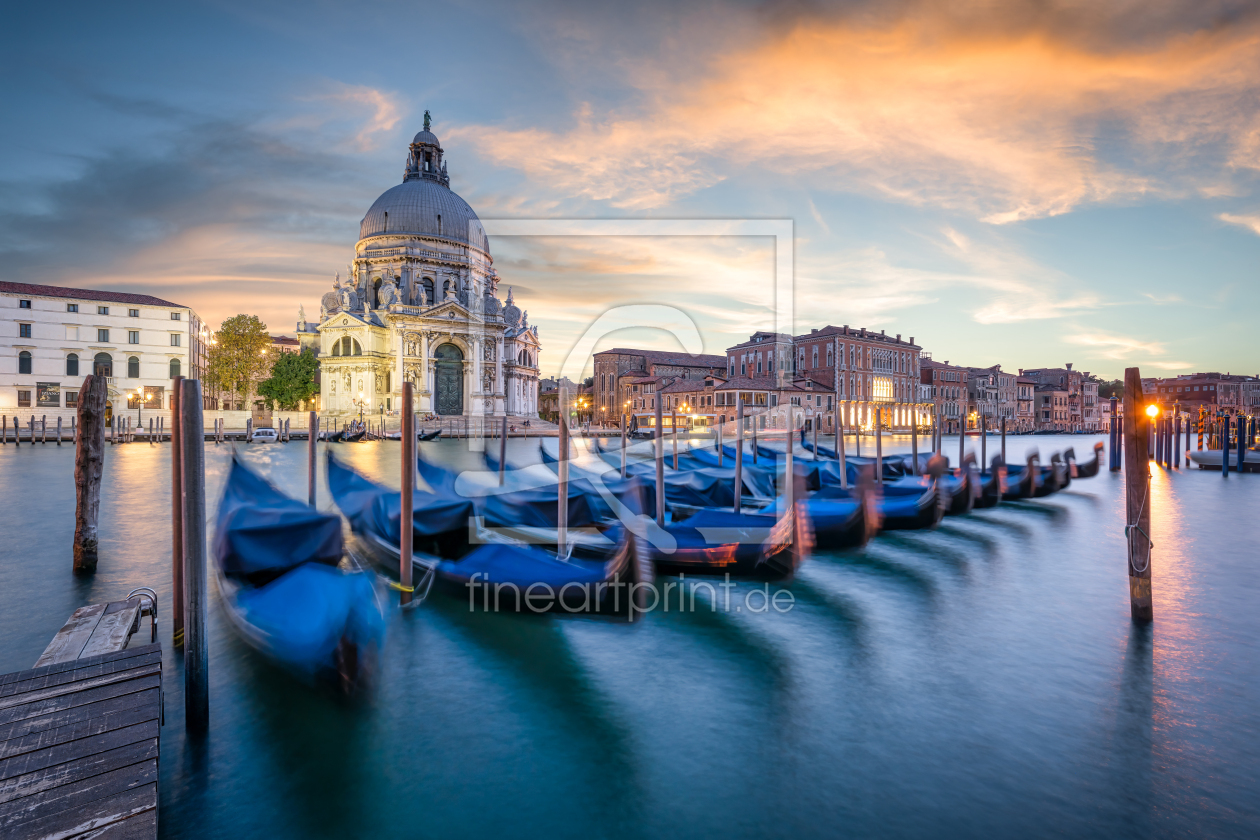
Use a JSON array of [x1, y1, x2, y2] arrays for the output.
[[424, 110, 431, 131], [298, 305, 307, 331]]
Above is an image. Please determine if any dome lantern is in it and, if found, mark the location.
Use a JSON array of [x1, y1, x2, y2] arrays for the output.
[[404, 109, 449, 187]]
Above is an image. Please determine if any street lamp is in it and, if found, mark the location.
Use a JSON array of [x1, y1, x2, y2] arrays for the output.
[[130, 388, 152, 425], [353, 391, 367, 424]]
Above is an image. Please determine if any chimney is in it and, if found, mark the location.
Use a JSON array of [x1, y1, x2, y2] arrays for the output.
[[843, 325, 849, 334], [881, 329, 886, 336], [1066, 362, 1073, 371], [860, 328, 866, 337], [909, 337, 914, 346]]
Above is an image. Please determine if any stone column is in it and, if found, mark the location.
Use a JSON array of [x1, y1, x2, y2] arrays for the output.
[[463, 360, 473, 415], [420, 331, 431, 411], [396, 326, 405, 414], [495, 337, 503, 414]]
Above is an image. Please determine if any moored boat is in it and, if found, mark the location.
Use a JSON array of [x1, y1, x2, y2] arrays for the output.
[[212, 458, 386, 691]]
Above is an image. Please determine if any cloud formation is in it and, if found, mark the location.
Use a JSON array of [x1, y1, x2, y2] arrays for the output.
[[465, 2, 1260, 221]]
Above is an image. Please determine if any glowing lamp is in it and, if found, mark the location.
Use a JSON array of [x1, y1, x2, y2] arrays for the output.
[[1145, 405, 1159, 418]]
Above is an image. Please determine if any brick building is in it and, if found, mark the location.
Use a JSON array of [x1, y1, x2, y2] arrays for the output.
[[921, 358, 970, 434], [593, 348, 726, 424]]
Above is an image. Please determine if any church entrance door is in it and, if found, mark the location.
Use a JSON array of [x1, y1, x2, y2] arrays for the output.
[[434, 343, 464, 416]]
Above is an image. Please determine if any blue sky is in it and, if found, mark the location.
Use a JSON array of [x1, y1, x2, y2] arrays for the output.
[[3, 0, 1259, 380]]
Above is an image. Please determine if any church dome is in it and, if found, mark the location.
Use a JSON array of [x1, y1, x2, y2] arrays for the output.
[[359, 123, 489, 253], [359, 176, 489, 252]]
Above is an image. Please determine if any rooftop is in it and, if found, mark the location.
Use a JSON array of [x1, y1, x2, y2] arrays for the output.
[[596, 347, 727, 368], [0, 280, 185, 308]]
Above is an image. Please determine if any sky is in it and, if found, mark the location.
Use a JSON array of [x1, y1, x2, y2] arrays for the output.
[[3, 0, 1260, 381]]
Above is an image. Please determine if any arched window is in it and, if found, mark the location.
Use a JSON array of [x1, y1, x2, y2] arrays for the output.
[[169, 358, 180, 379], [128, 356, 140, 378], [442, 280, 451, 299], [66, 353, 79, 376], [93, 353, 112, 377], [18, 351, 32, 375], [422, 278, 434, 303], [353, 338, 362, 355], [331, 340, 341, 357]]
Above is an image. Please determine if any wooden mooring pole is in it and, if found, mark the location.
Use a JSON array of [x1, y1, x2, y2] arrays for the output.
[[308, 411, 317, 508], [559, 412, 571, 553], [875, 407, 883, 485], [73, 376, 106, 574], [654, 398, 665, 527], [181, 380, 209, 731], [171, 376, 185, 647], [671, 410, 679, 470], [837, 416, 849, 490], [620, 413, 628, 479], [400, 384, 414, 606], [1122, 367, 1152, 622], [733, 397, 744, 512], [499, 415, 508, 487]]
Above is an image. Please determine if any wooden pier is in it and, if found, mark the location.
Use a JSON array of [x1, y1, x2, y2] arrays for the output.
[[0, 599, 161, 839]]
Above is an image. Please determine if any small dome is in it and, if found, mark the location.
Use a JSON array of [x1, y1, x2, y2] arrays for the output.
[[412, 129, 440, 147]]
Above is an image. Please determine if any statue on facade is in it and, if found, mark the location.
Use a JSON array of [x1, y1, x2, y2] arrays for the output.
[[377, 280, 397, 308]]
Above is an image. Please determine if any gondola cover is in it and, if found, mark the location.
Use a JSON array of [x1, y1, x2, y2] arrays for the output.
[[214, 458, 344, 582]]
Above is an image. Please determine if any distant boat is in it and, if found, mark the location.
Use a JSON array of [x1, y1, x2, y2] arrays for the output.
[[1189, 448, 1260, 472], [212, 458, 386, 692]]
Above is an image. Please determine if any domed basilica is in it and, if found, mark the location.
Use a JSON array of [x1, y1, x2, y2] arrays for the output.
[[298, 114, 541, 419]]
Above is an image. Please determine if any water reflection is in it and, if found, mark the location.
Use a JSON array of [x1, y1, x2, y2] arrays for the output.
[[1, 434, 1259, 839]]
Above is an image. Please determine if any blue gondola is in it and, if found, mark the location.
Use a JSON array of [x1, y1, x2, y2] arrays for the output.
[[212, 458, 386, 691], [329, 456, 651, 613]]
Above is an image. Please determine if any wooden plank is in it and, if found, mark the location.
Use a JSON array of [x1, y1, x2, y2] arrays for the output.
[[0, 646, 160, 688], [0, 666, 160, 713], [3, 780, 154, 840], [0, 739, 158, 806], [0, 721, 158, 785], [0, 704, 157, 762], [0, 760, 155, 830], [79, 807, 156, 839], [0, 690, 158, 751], [34, 606, 106, 669], [80, 602, 142, 660], [0, 653, 161, 701], [0, 678, 160, 729]]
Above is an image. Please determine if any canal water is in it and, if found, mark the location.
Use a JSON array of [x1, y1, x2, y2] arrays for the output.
[[1, 434, 1258, 839]]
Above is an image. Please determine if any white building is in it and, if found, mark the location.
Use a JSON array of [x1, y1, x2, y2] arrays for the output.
[[300, 115, 541, 420], [1, 281, 206, 421]]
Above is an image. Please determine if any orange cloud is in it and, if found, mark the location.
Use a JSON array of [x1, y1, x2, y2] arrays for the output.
[[461, 14, 1260, 221]]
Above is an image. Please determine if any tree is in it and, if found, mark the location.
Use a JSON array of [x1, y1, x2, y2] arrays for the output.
[[1096, 379, 1124, 400], [206, 315, 273, 401], [257, 350, 320, 410]]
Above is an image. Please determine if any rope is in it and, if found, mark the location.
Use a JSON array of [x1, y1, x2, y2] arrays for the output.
[[1125, 475, 1154, 574]]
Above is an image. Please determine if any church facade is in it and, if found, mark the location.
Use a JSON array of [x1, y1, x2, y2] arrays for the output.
[[299, 116, 541, 419]]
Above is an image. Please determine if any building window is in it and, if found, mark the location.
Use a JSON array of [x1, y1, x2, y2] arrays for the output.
[[66, 391, 78, 407], [19, 323, 31, 338], [66, 354, 79, 376], [19, 300, 31, 309], [170, 358, 180, 378], [128, 356, 140, 378], [97, 328, 109, 342], [67, 304, 78, 313], [18, 351, 32, 374], [17, 390, 31, 407], [171, 312, 181, 321], [129, 309, 139, 318], [93, 353, 112, 377], [98, 306, 109, 315], [129, 330, 140, 344], [170, 334, 181, 347]]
